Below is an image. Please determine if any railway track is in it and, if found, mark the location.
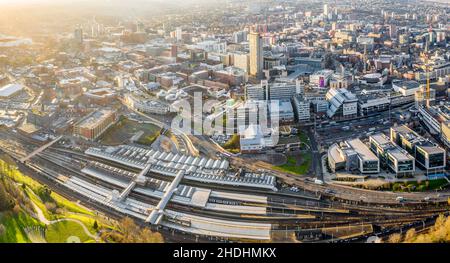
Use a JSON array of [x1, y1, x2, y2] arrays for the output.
[[2, 130, 450, 242]]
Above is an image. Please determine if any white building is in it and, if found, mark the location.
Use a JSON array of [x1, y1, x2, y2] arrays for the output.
[[0, 83, 24, 99], [325, 88, 358, 119], [124, 93, 169, 115], [175, 27, 182, 41], [310, 70, 334, 88], [293, 96, 310, 122], [192, 40, 227, 54], [239, 124, 274, 153], [272, 100, 295, 123], [392, 80, 421, 97], [328, 138, 380, 174], [245, 80, 302, 101]]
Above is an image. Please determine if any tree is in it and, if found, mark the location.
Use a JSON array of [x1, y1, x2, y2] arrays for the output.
[[93, 221, 99, 230], [404, 229, 416, 242], [388, 233, 402, 243], [0, 182, 11, 211], [140, 228, 164, 243], [323, 52, 335, 70], [12, 204, 21, 215], [112, 217, 164, 243], [392, 183, 400, 192], [0, 224, 5, 236], [44, 202, 57, 213]]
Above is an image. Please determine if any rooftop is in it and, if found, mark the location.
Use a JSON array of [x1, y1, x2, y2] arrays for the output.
[[346, 138, 378, 161], [391, 125, 444, 154], [393, 80, 421, 90], [0, 83, 24, 98], [76, 109, 115, 129]]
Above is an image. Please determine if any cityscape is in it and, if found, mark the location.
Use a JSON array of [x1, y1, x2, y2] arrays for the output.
[[0, 0, 449, 245]]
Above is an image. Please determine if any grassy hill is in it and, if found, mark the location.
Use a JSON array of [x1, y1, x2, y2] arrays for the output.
[[0, 156, 164, 243]]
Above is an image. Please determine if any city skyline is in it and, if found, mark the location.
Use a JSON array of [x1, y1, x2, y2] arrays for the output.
[[0, 0, 449, 249]]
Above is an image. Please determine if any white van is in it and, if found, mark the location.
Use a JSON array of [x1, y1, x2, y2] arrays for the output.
[[314, 179, 324, 185]]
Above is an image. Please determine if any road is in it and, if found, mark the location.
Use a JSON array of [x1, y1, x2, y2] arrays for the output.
[[119, 98, 199, 156]]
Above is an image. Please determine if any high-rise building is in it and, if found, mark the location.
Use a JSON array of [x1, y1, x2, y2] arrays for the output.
[[74, 27, 83, 44], [175, 27, 182, 41], [136, 22, 145, 33], [323, 4, 329, 17], [232, 30, 248, 44], [249, 32, 263, 79], [389, 25, 397, 39]]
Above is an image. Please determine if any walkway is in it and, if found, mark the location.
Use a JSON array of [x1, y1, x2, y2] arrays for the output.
[[146, 170, 185, 224], [28, 189, 99, 242], [20, 135, 63, 163]]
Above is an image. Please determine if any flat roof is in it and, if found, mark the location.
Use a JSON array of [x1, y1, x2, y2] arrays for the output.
[[417, 145, 446, 155], [371, 133, 415, 161], [0, 83, 24, 98], [392, 125, 445, 154], [395, 80, 420, 90], [347, 139, 378, 161], [387, 148, 415, 162], [76, 109, 115, 129], [370, 133, 391, 147]]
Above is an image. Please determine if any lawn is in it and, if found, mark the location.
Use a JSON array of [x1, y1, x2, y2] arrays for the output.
[[0, 159, 41, 192], [0, 211, 42, 243], [274, 153, 312, 175], [51, 193, 93, 216], [65, 213, 102, 234], [99, 118, 161, 145], [45, 221, 93, 243], [298, 130, 310, 144], [1, 159, 93, 217]]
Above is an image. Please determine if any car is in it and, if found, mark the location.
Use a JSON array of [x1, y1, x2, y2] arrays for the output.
[[314, 179, 324, 185], [396, 196, 404, 202], [290, 187, 299, 192]]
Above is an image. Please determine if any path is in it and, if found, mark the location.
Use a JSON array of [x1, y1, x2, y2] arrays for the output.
[[27, 189, 99, 242]]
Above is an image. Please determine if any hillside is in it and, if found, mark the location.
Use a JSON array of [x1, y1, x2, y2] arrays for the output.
[[0, 156, 164, 243]]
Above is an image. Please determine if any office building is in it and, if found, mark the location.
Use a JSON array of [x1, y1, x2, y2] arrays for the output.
[[293, 96, 310, 122], [245, 80, 301, 101], [73, 109, 117, 141], [325, 88, 358, 119], [369, 133, 415, 177], [74, 27, 83, 44], [249, 32, 263, 79], [390, 125, 446, 173], [328, 138, 380, 174]]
